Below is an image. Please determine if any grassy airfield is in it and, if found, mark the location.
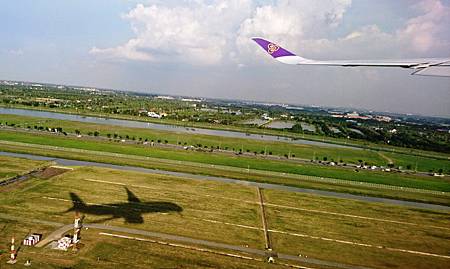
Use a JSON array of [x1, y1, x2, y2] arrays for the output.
[[1, 130, 449, 192], [2, 113, 449, 171], [0, 156, 49, 183], [1, 139, 449, 206], [0, 157, 449, 269]]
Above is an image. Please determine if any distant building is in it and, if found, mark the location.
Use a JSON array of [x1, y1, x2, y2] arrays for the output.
[[147, 111, 162, 118], [261, 113, 273, 120], [374, 115, 392, 122], [181, 98, 202, 102], [155, 95, 174, 100]]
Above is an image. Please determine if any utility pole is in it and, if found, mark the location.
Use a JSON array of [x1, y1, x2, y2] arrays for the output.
[[7, 236, 17, 264], [72, 212, 83, 252]]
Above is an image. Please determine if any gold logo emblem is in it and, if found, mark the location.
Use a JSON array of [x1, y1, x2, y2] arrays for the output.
[[267, 43, 279, 54]]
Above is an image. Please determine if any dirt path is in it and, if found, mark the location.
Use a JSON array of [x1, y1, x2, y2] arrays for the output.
[[377, 151, 393, 164]]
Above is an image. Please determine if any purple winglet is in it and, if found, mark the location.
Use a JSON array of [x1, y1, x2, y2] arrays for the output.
[[252, 38, 296, 58]]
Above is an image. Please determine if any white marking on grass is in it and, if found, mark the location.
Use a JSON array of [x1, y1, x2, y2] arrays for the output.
[[98, 232, 263, 262], [265, 203, 450, 231], [270, 229, 450, 259], [49, 165, 73, 170], [193, 217, 450, 260]]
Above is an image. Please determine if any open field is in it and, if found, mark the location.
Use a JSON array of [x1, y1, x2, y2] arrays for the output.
[[2, 140, 450, 206], [0, 159, 449, 268], [2, 143, 450, 209], [0, 130, 449, 193], [0, 221, 284, 269], [2, 113, 449, 172], [0, 155, 49, 183]]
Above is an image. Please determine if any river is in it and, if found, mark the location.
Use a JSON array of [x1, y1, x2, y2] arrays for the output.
[[0, 107, 359, 149]]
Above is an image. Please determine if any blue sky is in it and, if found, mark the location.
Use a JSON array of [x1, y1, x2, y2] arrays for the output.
[[1, 0, 449, 116]]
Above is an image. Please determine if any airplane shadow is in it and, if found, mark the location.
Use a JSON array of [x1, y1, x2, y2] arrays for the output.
[[66, 187, 182, 224]]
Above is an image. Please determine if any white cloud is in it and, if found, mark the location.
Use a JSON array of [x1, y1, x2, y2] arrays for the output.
[[397, 0, 450, 53], [91, 1, 253, 65], [90, 0, 449, 65]]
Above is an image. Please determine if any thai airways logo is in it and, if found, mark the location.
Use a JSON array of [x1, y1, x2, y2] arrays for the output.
[[267, 43, 279, 54]]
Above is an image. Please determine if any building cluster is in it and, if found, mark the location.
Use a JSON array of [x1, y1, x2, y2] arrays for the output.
[[330, 112, 392, 122]]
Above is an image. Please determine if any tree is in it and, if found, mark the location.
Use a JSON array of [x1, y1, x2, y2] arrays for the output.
[[75, 129, 81, 135], [107, 133, 111, 138], [323, 156, 328, 161], [94, 131, 99, 137]]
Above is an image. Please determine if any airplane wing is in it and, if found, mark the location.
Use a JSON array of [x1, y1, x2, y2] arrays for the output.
[[252, 38, 450, 77]]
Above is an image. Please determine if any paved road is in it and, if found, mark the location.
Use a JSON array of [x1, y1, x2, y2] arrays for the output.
[[1, 151, 449, 211]]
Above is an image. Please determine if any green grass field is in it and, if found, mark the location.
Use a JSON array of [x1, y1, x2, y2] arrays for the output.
[[0, 129, 449, 194], [3, 141, 449, 206], [2, 113, 449, 172], [0, 159, 449, 269]]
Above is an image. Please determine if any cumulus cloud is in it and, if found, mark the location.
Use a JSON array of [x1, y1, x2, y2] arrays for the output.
[[397, 0, 450, 53], [91, 0, 253, 65], [311, 0, 450, 58], [90, 0, 449, 64]]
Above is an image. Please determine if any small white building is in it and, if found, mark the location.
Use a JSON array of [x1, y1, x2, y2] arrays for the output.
[[23, 234, 42, 246], [56, 236, 72, 251], [147, 111, 162, 118]]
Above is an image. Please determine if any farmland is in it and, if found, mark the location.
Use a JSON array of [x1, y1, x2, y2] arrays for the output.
[[0, 159, 449, 268]]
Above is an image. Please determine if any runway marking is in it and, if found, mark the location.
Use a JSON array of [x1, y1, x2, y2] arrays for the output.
[[99, 232, 318, 269], [82, 178, 159, 190], [270, 229, 450, 259], [98, 232, 263, 262], [265, 203, 450, 231], [193, 217, 450, 260]]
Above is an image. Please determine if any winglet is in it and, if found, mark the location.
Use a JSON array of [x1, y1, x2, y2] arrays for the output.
[[252, 38, 296, 58], [252, 37, 312, 65]]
